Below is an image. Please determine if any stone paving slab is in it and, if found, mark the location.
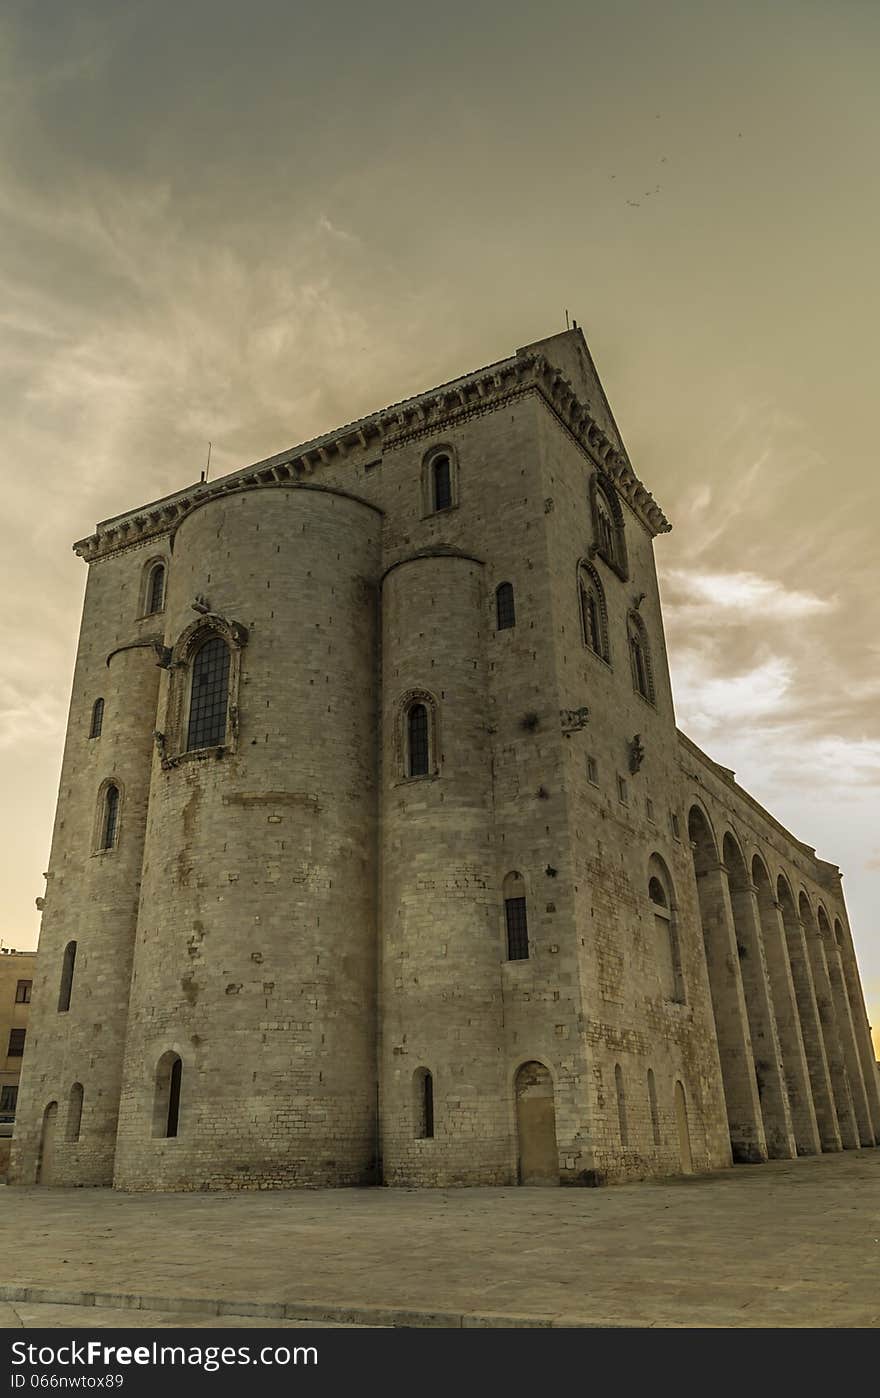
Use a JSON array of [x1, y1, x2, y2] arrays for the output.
[[2, 1151, 879, 1328]]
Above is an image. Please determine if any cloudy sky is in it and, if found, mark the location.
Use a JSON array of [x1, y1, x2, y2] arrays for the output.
[[2, 1, 878, 1051]]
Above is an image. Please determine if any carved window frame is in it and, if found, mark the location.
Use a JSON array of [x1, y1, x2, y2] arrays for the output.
[[577, 560, 611, 665], [394, 688, 440, 783], [420, 444, 459, 518], [627, 610, 656, 706], [156, 614, 248, 769], [588, 473, 628, 580]]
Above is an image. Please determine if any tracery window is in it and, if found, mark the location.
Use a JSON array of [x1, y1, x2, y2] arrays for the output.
[[589, 475, 628, 579], [578, 563, 609, 662], [627, 612, 655, 704]]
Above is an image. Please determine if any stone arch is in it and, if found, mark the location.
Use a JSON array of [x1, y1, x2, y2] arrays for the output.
[[834, 916, 880, 1138], [776, 874, 840, 1151], [688, 804, 765, 1162], [36, 1101, 58, 1185], [723, 833, 793, 1157], [674, 1081, 693, 1174], [514, 1060, 558, 1186], [818, 906, 873, 1144], [750, 854, 820, 1155], [648, 852, 684, 1002], [799, 892, 858, 1148]]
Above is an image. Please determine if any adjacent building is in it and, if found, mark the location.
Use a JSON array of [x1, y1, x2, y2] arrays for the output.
[[1, 949, 35, 1177]]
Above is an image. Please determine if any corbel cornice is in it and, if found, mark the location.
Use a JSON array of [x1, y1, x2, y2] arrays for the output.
[[73, 349, 670, 563]]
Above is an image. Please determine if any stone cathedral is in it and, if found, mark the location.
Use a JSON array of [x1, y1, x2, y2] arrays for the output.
[[11, 328, 880, 1192]]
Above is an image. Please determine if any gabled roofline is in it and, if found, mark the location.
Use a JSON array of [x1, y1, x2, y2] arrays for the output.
[[74, 341, 670, 562]]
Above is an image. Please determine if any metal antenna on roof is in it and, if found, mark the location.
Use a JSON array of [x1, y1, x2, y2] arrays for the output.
[[200, 441, 212, 484], [565, 309, 570, 330]]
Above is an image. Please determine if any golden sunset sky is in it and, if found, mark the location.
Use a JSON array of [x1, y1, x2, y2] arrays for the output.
[[2, 1, 878, 1053]]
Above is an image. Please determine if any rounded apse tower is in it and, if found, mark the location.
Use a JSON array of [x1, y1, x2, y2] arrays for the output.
[[113, 484, 381, 1190], [379, 551, 511, 1185]]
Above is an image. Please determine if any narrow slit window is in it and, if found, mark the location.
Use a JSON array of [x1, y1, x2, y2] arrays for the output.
[[432, 456, 452, 511], [166, 1058, 182, 1138], [58, 941, 77, 1012], [101, 785, 119, 849], [496, 582, 516, 630], [89, 698, 104, 739]]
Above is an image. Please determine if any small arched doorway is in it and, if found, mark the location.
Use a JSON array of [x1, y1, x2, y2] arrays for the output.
[[514, 1061, 558, 1185], [674, 1081, 693, 1174], [36, 1101, 58, 1185]]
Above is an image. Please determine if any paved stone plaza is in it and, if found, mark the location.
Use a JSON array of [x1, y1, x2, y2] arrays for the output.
[[2, 1150, 880, 1328]]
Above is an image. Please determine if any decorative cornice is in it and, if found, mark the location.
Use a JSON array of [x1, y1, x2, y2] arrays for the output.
[[73, 350, 670, 563]]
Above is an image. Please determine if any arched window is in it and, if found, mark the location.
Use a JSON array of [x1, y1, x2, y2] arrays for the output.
[[100, 784, 120, 850], [590, 476, 628, 578], [596, 493, 616, 562], [153, 1052, 183, 1139], [647, 1068, 661, 1146], [407, 703, 429, 777], [89, 698, 104, 739], [413, 1067, 434, 1139], [503, 871, 529, 961], [615, 1063, 628, 1146], [578, 564, 609, 662], [145, 563, 166, 616], [648, 876, 667, 908], [58, 941, 77, 1012], [496, 582, 516, 631], [649, 856, 684, 1002], [186, 633, 231, 751], [432, 455, 452, 511], [66, 1083, 83, 1142], [627, 612, 655, 703]]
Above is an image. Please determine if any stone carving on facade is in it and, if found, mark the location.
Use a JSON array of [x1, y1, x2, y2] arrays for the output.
[[560, 706, 590, 733], [629, 733, 645, 773]]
